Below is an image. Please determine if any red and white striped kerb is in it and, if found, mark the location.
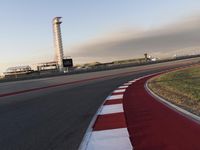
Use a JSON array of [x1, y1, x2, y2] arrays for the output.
[[79, 80, 137, 150]]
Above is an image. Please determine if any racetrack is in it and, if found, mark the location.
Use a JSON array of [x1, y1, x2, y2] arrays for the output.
[[0, 57, 199, 150]]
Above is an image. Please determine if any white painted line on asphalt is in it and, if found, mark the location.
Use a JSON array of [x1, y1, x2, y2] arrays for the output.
[[86, 128, 132, 150], [99, 104, 124, 115], [113, 89, 126, 93], [118, 85, 129, 89], [106, 94, 123, 100]]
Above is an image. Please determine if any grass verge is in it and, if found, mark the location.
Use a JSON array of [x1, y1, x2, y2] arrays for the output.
[[148, 65, 200, 116]]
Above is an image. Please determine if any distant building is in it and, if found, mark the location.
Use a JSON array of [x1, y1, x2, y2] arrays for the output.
[[37, 61, 58, 71], [151, 58, 158, 61], [4, 66, 33, 78], [148, 55, 159, 61]]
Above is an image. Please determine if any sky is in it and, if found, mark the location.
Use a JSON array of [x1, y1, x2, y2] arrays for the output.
[[1, 0, 200, 74]]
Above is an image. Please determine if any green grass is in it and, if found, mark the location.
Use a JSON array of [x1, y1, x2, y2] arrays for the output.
[[148, 65, 200, 115]]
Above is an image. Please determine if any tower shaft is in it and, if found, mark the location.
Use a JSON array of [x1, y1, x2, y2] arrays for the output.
[[53, 17, 64, 71]]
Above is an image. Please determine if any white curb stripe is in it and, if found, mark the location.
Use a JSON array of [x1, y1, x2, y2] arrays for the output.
[[99, 104, 124, 115], [86, 128, 132, 150], [135, 77, 142, 80], [113, 89, 126, 93], [124, 83, 132, 86], [118, 85, 129, 89], [106, 94, 123, 100], [128, 80, 136, 83]]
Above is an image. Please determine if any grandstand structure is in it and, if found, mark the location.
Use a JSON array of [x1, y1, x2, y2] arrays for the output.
[[3, 66, 33, 78], [37, 61, 58, 71]]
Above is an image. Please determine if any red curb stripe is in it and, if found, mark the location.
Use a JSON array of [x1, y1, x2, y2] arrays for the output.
[[93, 113, 127, 131], [104, 99, 122, 105], [111, 92, 125, 95]]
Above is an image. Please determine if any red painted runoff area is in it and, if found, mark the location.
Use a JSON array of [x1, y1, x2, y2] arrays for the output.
[[123, 76, 200, 150]]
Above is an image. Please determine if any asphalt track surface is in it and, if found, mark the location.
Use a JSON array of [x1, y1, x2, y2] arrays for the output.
[[124, 75, 200, 150], [0, 58, 199, 150]]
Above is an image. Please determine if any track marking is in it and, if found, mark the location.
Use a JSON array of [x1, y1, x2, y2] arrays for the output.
[[104, 99, 122, 105], [113, 89, 126, 93], [99, 104, 124, 115], [123, 83, 132, 86], [128, 80, 136, 83], [118, 85, 129, 89], [93, 113, 127, 131], [86, 128, 132, 150], [106, 95, 123, 100]]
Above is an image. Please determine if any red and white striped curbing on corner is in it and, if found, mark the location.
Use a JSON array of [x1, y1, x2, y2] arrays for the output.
[[79, 65, 200, 150], [79, 80, 138, 150]]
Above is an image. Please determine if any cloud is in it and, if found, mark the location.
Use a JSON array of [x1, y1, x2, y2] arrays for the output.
[[67, 15, 200, 63]]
